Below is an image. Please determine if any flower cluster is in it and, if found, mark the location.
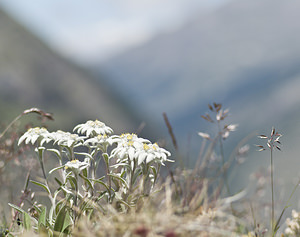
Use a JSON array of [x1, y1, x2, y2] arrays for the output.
[[285, 210, 300, 236], [50, 130, 85, 147], [111, 133, 172, 167], [65, 159, 89, 174], [74, 119, 113, 137], [18, 120, 172, 170], [18, 128, 85, 148], [256, 127, 282, 152], [18, 127, 51, 146], [198, 103, 238, 141]]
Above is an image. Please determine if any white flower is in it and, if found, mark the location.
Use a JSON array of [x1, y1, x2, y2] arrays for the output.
[[111, 133, 149, 161], [84, 134, 116, 147], [73, 120, 113, 137], [50, 130, 85, 147], [111, 133, 172, 166], [18, 127, 51, 146], [135, 143, 172, 165], [65, 159, 89, 174]]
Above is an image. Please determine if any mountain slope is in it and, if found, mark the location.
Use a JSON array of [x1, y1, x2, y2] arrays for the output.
[[98, 0, 300, 135], [0, 8, 140, 134], [97, 0, 300, 189]]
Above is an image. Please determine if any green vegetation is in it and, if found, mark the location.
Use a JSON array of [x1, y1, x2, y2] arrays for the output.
[[0, 106, 300, 237]]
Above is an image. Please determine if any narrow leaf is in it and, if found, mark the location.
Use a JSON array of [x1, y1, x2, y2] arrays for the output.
[[31, 180, 51, 195], [74, 152, 93, 160], [108, 174, 129, 189], [49, 165, 65, 175], [92, 178, 109, 191], [47, 148, 62, 160], [23, 172, 31, 192], [79, 173, 93, 190], [54, 206, 73, 234], [38, 206, 47, 231], [8, 203, 25, 214], [23, 212, 32, 230]]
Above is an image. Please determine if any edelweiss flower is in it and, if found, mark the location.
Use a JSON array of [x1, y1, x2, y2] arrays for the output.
[[111, 133, 172, 166], [50, 130, 85, 147], [18, 127, 51, 146], [111, 133, 149, 161], [73, 120, 113, 137], [65, 159, 89, 174], [135, 143, 172, 165], [84, 134, 116, 147]]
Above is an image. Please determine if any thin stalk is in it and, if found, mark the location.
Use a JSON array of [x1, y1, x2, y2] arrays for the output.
[[103, 153, 112, 202], [270, 147, 275, 236], [75, 173, 78, 208], [129, 161, 136, 193], [37, 146, 49, 187], [217, 121, 231, 196], [0, 114, 22, 140]]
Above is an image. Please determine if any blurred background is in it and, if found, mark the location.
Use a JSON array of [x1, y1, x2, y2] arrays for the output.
[[0, 0, 300, 209]]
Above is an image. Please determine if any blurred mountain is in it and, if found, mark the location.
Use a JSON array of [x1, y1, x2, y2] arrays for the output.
[[97, 0, 300, 188], [0, 8, 143, 134]]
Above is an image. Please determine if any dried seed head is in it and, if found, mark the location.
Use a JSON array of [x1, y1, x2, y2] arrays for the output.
[[201, 114, 214, 123], [258, 135, 268, 139], [271, 127, 275, 137], [257, 127, 282, 152], [276, 146, 281, 151], [198, 132, 211, 140], [255, 145, 265, 152], [213, 102, 222, 112]]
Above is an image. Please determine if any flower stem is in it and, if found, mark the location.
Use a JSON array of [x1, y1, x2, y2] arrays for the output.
[[103, 153, 112, 202], [271, 147, 275, 236], [217, 121, 230, 196]]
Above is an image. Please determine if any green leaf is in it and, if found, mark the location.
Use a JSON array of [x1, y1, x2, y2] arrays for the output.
[[79, 173, 93, 191], [23, 212, 32, 230], [38, 206, 47, 231], [92, 178, 109, 191], [49, 165, 65, 175], [8, 203, 25, 214], [102, 153, 109, 164], [55, 177, 63, 187], [47, 148, 62, 160], [66, 176, 77, 190], [23, 172, 31, 191], [31, 180, 51, 195], [150, 166, 157, 178], [132, 169, 142, 184], [108, 174, 129, 189], [74, 152, 93, 160], [82, 167, 88, 178], [53, 206, 73, 235]]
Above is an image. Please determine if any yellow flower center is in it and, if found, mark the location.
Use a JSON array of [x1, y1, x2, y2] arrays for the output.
[[143, 143, 150, 151]]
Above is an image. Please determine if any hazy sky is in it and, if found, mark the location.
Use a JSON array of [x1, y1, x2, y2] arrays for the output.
[[0, 0, 229, 64]]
